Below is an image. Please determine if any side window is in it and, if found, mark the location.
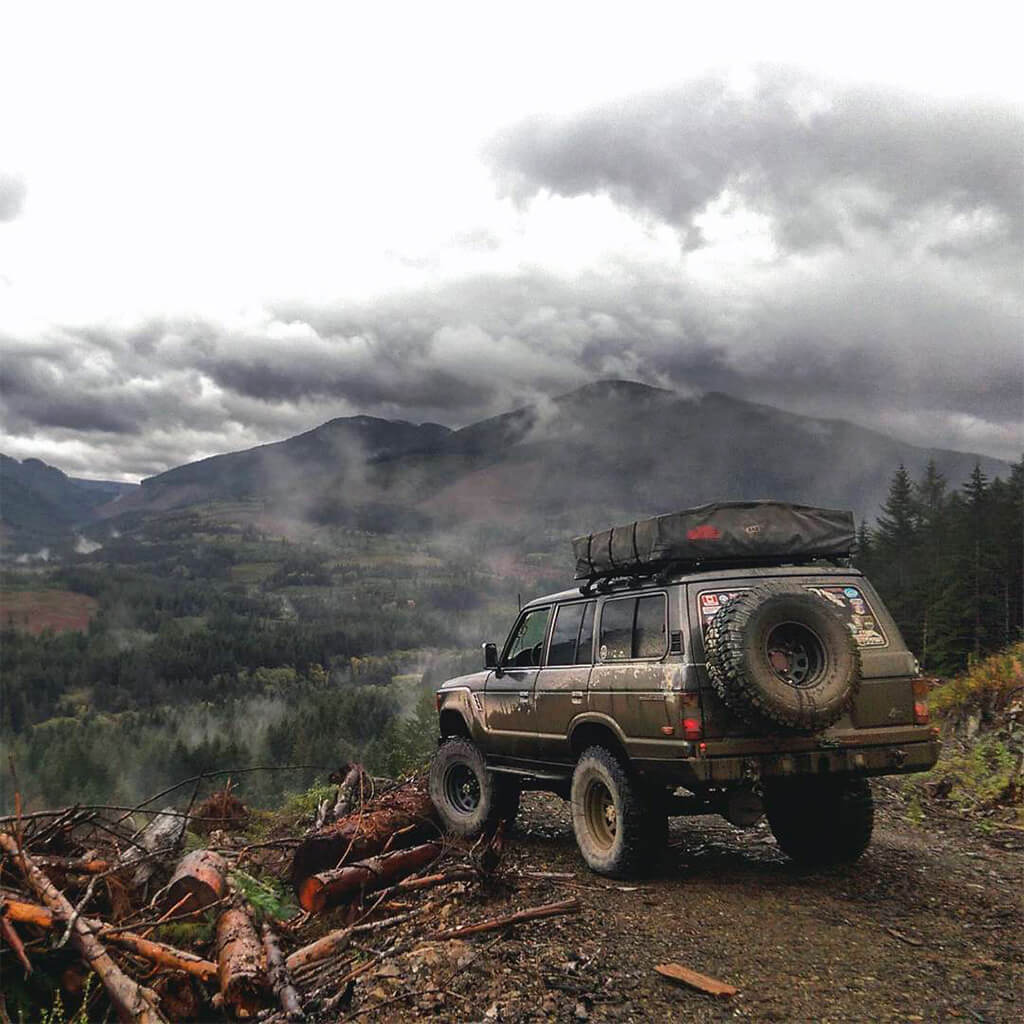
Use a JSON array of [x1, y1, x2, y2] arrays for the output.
[[502, 607, 551, 668], [574, 600, 596, 664], [599, 595, 668, 661], [599, 598, 635, 661], [635, 594, 667, 658], [548, 603, 586, 666]]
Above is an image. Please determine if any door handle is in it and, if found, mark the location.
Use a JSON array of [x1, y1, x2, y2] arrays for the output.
[[518, 690, 532, 712], [571, 690, 584, 705]]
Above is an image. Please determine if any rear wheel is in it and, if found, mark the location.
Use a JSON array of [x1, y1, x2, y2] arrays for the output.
[[429, 738, 519, 837], [570, 746, 662, 878], [765, 776, 874, 865]]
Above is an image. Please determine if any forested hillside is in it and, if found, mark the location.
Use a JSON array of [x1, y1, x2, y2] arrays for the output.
[[1, 457, 1020, 813]]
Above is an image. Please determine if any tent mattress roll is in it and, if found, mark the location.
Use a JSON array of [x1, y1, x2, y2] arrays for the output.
[[572, 501, 855, 580]]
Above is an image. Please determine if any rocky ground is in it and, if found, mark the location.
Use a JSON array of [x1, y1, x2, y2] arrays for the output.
[[368, 786, 1022, 1023]]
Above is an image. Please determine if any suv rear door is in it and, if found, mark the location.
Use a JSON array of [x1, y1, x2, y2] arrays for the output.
[[588, 591, 675, 757]]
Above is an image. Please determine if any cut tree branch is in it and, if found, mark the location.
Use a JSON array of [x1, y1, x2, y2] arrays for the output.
[[0, 832, 167, 1023]]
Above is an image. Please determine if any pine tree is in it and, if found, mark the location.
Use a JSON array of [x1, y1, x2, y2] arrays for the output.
[[912, 461, 949, 670], [873, 465, 921, 652]]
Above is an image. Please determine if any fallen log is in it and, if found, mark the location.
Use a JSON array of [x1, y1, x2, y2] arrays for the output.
[[162, 849, 229, 914], [0, 832, 166, 1024], [655, 962, 738, 997], [425, 897, 580, 941], [104, 931, 218, 982], [216, 907, 267, 1018], [290, 781, 436, 892], [262, 922, 304, 1021], [36, 853, 112, 875], [126, 808, 186, 888], [374, 868, 475, 903], [285, 910, 422, 973], [315, 763, 371, 829], [298, 841, 441, 913], [2, 893, 217, 981], [2, 894, 55, 929]]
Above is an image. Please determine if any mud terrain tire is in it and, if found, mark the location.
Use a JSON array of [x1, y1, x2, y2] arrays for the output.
[[765, 776, 874, 865], [705, 582, 861, 731], [429, 738, 519, 837], [570, 746, 659, 878]]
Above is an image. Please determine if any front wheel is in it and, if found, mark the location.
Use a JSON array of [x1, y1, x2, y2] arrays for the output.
[[570, 746, 657, 878], [765, 776, 874, 866], [429, 738, 518, 837]]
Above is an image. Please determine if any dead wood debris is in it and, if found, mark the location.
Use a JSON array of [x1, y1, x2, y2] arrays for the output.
[[655, 962, 738, 998], [0, 766, 576, 1022]]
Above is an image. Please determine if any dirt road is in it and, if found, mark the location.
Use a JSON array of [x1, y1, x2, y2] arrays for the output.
[[437, 787, 1022, 1023]]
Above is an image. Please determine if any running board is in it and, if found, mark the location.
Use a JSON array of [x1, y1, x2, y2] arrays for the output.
[[487, 763, 572, 783]]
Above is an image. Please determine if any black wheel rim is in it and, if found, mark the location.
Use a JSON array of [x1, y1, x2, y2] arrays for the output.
[[764, 621, 826, 688], [444, 763, 481, 814]]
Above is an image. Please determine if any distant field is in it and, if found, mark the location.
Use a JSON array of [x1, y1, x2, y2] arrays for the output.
[[0, 589, 99, 634]]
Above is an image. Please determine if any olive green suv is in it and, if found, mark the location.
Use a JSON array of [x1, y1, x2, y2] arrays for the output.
[[429, 551, 940, 877]]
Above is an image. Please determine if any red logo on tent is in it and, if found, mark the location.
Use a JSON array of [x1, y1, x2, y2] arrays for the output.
[[687, 525, 721, 540]]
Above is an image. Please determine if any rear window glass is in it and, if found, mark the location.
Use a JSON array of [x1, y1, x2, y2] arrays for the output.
[[599, 598, 634, 661], [635, 595, 667, 657], [599, 594, 668, 660], [697, 584, 887, 648]]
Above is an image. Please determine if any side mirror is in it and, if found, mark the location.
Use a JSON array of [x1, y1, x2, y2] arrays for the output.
[[483, 642, 498, 669]]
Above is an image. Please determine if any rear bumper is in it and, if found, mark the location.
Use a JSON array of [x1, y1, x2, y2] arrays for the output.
[[636, 733, 941, 787]]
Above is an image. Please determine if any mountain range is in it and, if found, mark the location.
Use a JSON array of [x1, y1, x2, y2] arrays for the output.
[[1, 381, 1013, 554]]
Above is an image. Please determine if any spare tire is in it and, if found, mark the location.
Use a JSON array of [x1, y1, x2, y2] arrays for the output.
[[705, 582, 861, 731]]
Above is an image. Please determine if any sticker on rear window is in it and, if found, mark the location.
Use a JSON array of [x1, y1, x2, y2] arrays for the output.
[[698, 585, 887, 648]]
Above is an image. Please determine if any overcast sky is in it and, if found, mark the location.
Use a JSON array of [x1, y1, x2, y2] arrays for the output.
[[1, 2, 1022, 481]]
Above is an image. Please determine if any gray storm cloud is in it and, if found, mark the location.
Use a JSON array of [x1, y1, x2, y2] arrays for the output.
[[487, 67, 1024, 254], [1, 70, 1021, 479]]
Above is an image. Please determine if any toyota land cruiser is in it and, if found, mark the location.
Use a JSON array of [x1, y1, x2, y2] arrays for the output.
[[429, 502, 940, 877]]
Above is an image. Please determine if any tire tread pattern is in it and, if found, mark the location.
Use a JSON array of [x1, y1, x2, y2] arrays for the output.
[[705, 581, 861, 731], [571, 745, 654, 878]]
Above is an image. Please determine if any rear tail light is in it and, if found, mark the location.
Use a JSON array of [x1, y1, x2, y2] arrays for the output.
[[435, 691, 444, 712], [681, 691, 703, 740], [912, 678, 930, 725]]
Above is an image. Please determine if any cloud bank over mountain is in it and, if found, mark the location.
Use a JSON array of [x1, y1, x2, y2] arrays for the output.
[[2, 65, 1021, 480]]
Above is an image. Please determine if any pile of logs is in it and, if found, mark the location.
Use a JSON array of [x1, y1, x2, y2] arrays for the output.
[[0, 768, 579, 1022]]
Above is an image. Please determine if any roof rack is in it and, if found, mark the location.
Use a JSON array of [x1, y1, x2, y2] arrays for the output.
[[577, 554, 852, 595]]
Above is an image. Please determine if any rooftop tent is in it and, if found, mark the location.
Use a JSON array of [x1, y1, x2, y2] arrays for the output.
[[572, 501, 856, 581]]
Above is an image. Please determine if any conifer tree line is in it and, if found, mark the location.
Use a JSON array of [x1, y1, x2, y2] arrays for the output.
[[855, 457, 1023, 675]]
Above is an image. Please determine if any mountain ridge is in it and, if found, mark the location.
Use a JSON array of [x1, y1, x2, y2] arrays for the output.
[[1, 381, 1013, 553]]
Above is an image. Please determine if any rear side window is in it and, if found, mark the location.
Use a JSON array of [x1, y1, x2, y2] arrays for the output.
[[549, 603, 587, 666], [599, 594, 668, 661], [548, 600, 597, 666]]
